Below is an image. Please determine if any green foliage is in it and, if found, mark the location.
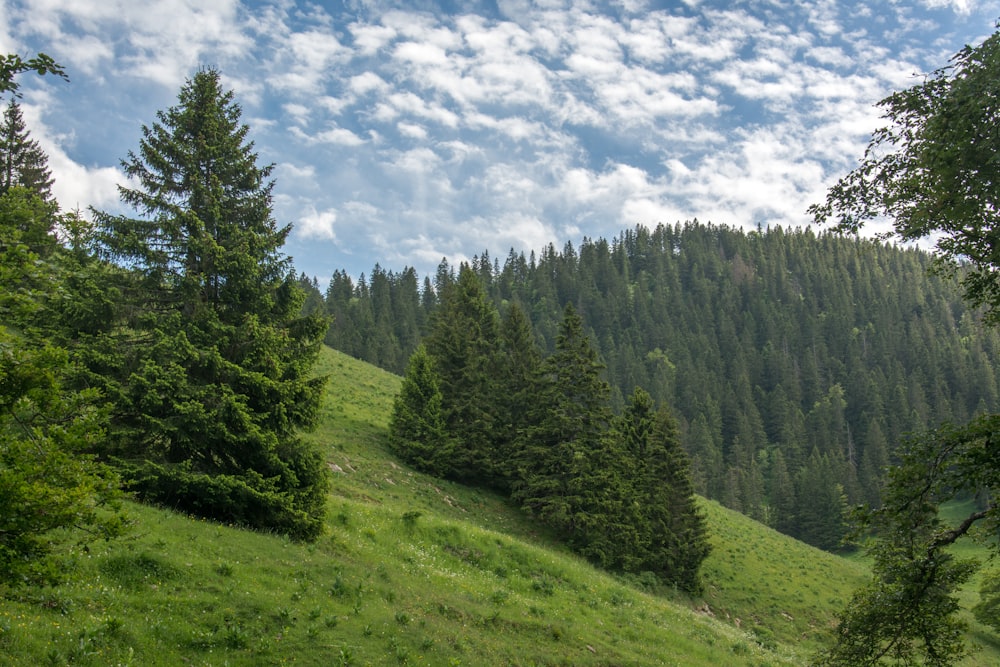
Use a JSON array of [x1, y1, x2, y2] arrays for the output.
[[974, 568, 1000, 635], [88, 69, 328, 539], [0, 101, 54, 201], [324, 222, 1000, 546], [617, 388, 711, 592], [511, 304, 627, 564], [810, 27, 1000, 665], [423, 265, 503, 484], [816, 417, 1000, 665], [810, 26, 1000, 325], [388, 344, 451, 475], [0, 348, 899, 666], [0, 189, 127, 588], [0, 53, 67, 97], [793, 449, 848, 552], [0, 341, 128, 588]]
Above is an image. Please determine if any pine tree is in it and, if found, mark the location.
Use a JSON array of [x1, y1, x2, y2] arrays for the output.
[[90, 69, 329, 540], [794, 449, 847, 551], [494, 301, 542, 488], [616, 387, 709, 591], [0, 100, 53, 202], [1, 188, 128, 587], [646, 400, 711, 592]]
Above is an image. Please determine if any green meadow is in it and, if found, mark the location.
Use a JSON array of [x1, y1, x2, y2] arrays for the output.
[[1, 346, 996, 665]]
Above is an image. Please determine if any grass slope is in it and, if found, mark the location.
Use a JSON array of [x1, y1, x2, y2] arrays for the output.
[[0, 346, 994, 665]]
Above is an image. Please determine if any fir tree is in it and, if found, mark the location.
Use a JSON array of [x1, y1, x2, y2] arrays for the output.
[[615, 388, 710, 590], [0, 100, 53, 202], [1, 188, 128, 587], [511, 303, 616, 555], [641, 395, 711, 592], [90, 69, 328, 540], [494, 301, 542, 489]]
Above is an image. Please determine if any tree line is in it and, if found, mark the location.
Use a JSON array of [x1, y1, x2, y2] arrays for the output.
[[317, 223, 1000, 551]]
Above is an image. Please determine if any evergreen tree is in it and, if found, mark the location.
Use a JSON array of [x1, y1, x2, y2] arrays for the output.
[[388, 345, 451, 475], [511, 304, 617, 555], [794, 449, 847, 551], [768, 448, 798, 535], [495, 301, 543, 489], [423, 264, 502, 484], [618, 388, 710, 592], [90, 69, 328, 540], [1, 188, 128, 587], [0, 100, 53, 202]]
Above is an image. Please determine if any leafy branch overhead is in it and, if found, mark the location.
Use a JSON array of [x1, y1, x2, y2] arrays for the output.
[[813, 24, 1000, 667], [810, 27, 1000, 324], [0, 53, 68, 96]]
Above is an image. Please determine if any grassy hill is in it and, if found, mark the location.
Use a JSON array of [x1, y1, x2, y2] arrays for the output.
[[0, 346, 996, 665]]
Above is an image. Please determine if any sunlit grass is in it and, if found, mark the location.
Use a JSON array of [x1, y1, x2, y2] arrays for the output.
[[0, 346, 996, 665]]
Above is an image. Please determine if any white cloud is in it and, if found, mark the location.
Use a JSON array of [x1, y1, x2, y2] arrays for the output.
[[6, 0, 997, 281], [20, 0, 251, 89], [350, 21, 397, 55], [298, 206, 338, 240], [310, 125, 367, 146], [397, 122, 428, 139]]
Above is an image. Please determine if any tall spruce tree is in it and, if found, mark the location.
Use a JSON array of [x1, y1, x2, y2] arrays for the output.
[[511, 303, 618, 556], [423, 264, 502, 484], [495, 301, 542, 489], [90, 69, 329, 540], [618, 388, 710, 592], [0, 100, 53, 202], [388, 344, 451, 475]]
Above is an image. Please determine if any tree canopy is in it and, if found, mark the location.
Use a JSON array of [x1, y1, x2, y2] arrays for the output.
[[0, 100, 54, 201], [810, 27, 1000, 325]]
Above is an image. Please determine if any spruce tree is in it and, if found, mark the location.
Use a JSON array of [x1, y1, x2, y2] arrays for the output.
[[1, 188, 128, 587], [645, 401, 710, 592], [90, 69, 329, 540], [618, 388, 710, 592], [388, 345, 451, 475], [495, 301, 542, 489], [0, 100, 53, 202], [511, 303, 617, 556], [423, 264, 502, 484]]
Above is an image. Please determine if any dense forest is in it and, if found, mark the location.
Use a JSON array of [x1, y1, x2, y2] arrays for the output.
[[314, 223, 1000, 549]]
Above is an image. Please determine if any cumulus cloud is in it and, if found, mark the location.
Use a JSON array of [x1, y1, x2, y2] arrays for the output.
[[298, 206, 338, 240]]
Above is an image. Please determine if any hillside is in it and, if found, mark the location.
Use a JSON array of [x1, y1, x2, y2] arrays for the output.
[[1, 347, 996, 665], [318, 223, 1000, 550]]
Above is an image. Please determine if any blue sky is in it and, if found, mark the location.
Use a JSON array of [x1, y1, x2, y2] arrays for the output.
[[3, 0, 998, 283]]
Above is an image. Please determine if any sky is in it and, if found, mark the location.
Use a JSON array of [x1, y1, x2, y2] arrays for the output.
[[2, 0, 998, 284]]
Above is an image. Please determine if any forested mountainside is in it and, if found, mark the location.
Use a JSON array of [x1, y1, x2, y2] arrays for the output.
[[312, 221, 1000, 549]]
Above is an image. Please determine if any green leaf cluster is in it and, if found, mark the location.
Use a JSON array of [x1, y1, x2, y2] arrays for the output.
[[1, 186, 128, 588]]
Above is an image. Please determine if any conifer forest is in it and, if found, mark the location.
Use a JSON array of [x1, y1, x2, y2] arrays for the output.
[[317, 223, 1000, 552]]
